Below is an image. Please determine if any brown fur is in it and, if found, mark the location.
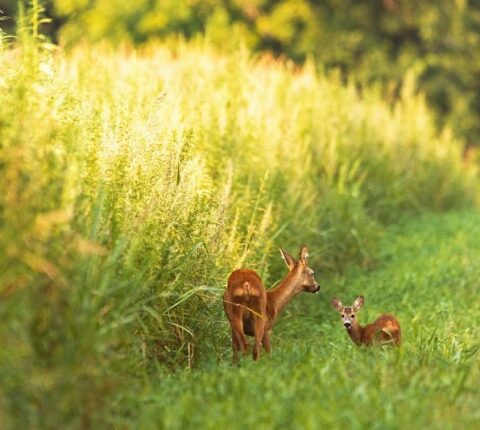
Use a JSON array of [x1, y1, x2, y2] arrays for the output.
[[223, 246, 320, 362], [331, 296, 401, 346], [353, 314, 401, 346]]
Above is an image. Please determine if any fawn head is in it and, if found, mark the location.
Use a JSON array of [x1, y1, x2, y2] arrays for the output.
[[279, 245, 320, 293], [331, 296, 364, 330]]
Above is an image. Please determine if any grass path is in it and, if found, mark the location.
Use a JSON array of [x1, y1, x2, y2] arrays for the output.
[[119, 211, 480, 429]]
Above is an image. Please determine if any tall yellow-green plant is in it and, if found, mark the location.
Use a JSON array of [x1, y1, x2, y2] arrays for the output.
[[0, 6, 478, 427]]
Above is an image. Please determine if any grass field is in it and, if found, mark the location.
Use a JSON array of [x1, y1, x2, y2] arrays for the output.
[[1, 13, 480, 428], [123, 210, 480, 430]]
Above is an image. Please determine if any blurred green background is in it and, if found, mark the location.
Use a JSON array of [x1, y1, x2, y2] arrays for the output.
[[1, 2, 480, 428], [2, 0, 480, 146]]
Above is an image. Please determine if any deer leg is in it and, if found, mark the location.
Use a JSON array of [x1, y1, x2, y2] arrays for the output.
[[230, 314, 249, 357], [381, 328, 399, 346], [231, 327, 240, 363], [262, 330, 272, 353], [252, 318, 265, 361], [237, 330, 249, 356]]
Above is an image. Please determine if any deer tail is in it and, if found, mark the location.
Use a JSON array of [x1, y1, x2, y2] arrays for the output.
[[243, 281, 251, 299]]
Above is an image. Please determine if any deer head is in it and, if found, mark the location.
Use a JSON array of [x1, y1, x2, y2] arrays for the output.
[[331, 296, 364, 330], [279, 245, 320, 293]]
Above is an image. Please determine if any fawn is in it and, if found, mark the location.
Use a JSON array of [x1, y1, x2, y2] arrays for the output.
[[223, 245, 320, 361], [331, 296, 401, 346]]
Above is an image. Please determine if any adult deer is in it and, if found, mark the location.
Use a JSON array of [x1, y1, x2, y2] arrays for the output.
[[223, 245, 320, 362], [331, 296, 401, 346]]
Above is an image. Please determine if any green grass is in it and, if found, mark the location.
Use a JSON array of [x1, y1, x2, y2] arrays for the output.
[[1, 10, 480, 428], [119, 210, 480, 430]]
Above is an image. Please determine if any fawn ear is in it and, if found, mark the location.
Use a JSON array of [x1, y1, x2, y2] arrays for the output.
[[299, 245, 309, 266], [331, 297, 343, 312], [352, 296, 364, 312], [279, 248, 296, 271]]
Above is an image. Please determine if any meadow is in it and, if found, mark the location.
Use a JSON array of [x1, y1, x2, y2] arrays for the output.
[[130, 211, 480, 430], [0, 16, 479, 428]]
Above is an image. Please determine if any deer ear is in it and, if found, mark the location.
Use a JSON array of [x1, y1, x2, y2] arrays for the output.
[[331, 297, 343, 312], [352, 296, 364, 312], [279, 248, 296, 271], [299, 245, 309, 266]]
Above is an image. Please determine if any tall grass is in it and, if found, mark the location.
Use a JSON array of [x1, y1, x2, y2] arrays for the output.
[[128, 210, 480, 430], [0, 8, 478, 428]]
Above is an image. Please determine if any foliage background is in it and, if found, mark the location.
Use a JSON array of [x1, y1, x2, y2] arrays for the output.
[[2, 0, 480, 146], [1, 1, 480, 428]]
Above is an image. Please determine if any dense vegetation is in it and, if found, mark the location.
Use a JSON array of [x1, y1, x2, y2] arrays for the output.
[[1, 4, 479, 428], [128, 211, 480, 430], [2, 0, 480, 145]]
